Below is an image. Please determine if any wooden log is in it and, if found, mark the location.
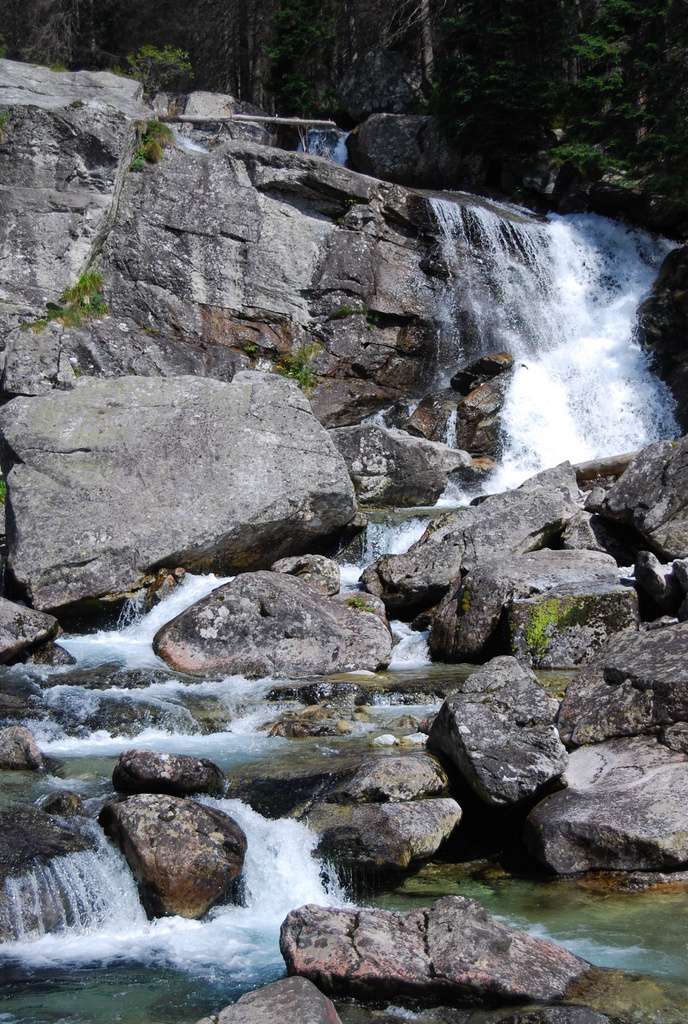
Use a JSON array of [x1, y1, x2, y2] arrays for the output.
[[166, 114, 337, 128], [572, 451, 638, 483]]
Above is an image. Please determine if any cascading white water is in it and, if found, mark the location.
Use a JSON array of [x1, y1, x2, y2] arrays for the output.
[[297, 127, 350, 166], [430, 195, 679, 492]]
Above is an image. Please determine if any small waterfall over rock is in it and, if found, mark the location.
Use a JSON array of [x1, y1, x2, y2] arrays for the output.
[[429, 195, 679, 491]]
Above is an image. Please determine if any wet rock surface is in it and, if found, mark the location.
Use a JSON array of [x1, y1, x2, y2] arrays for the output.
[[153, 571, 392, 678], [524, 737, 688, 873], [0, 724, 46, 770], [427, 658, 568, 808], [199, 975, 343, 1024], [112, 748, 228, 797], [280, 896, 593, 1004], [98, 793, 247, 919]]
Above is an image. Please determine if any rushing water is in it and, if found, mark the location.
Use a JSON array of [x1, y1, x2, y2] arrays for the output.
[[1, 200, 687, 1024], [429, 195, 679, 494]]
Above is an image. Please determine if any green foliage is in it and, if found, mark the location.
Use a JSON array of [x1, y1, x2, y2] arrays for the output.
[[0, 110, 7, 143], [69, 100, 85, 109], [0, 34, 5, 59], [266, 0, 338, 114], [276, 343, 321, 393], [346, 595, 376, 614], [126, 45, 193, 96], [0, 478, 6, 506], [22, 269, 108, 333], [130, 120, 175, 171]]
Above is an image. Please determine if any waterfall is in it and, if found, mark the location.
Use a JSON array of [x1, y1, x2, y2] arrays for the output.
[[429, 195, 679, 492], [297, 128, 350, 166]]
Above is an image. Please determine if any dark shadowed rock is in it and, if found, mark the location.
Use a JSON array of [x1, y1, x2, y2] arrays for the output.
[[0, 725, 46, 770], [98, 793, 247, 919], [429, 549, 633, 667], [330, 423, 471, 507], [427, 657, 568, 808], [557, 622, 688, 747], [337, 49, 426, 121], [270, 554, 340, 596], [634, 550, 682, 613], [637, 245, 688, 431], [597, 438, 688, 559], [112, 748, 228, 797], [279, 896, 593, 1004], [524, 737, 688, 873], [362, 464, 581, 615], [404, 388, 459, 442], [197, 976, 343, 1024], [306, 798, 461, 870], [38, 790, 86, 816], [153, 571, 392, 678], [450, 352, 515, 396], [0, 373, 356, 611], [0, 597, 61, 663]]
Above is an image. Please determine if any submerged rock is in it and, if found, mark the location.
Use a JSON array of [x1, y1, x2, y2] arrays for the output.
[[98, 793, 247, 919], [279, 896, 593, 1004], [153, 571, 392, 678], [557, 621, 688, 747], [112, 748, 228, 797], [197, 976, 343, 1024], [524, 737, 688, 873], [427, 657, 568, 808], [0, 373, 356, 611], [330, 423, 471, 507]]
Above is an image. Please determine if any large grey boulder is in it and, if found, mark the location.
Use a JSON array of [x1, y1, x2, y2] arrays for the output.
[[524, 737, 688, 873], [427, 657, 568, 807], [0, 806, 94, 941], [361, 463, 581, 614], [153, 571, 392, 678], [429, 549, 633, 666], [197, 976, 343, 1024], [595, 437, 688, 559], [279, 896, 593, 1004], [98, 793, 247, 919], [326, 754, 448, 804], [637, 244, 688, 432], [330, 423, 471, 507], [306, 797, 461, 871], [0, 372, 356, 611], [0, 596, 61, 662], [557, 622, 688, 747]]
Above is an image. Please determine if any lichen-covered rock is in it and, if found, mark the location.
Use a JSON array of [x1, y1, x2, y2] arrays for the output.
[[427, 657, 568, 808], [279, 896, 593, 1004], [0, 373, 356, 611], [0, 725, 46, 770], [361, 463, 580, 614], [153, 571, 392, 678], [326, 754, 448, 804], [198, 976, 343, 1024], [330, 423, 471, 506], [557, 622, 688, 747], [0, 598, 61, 662], [270, 554, 340, 596], [429, 548, 630, 666], [98, 793, 247, 918], [306, 797, 461, 870], [523, 737, 688, 873], [112, 749, 228, 797]]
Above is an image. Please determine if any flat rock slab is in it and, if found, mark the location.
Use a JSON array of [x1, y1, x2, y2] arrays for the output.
[[524, 737, 688, 873], [112, 748, 228, 797], [279, 896, 592, 1004], [305, 797, 461, 870], [98, 793, 247, 919], [558, 622, 688, 747], [428, 657, 568, 807], [0, 596, 61, 663], [597, 437, 688, 559], [153, 571, 392, 678], [361, 463, 580, 614], [0, 372, 356, 611], [197, 976, 343, 1024]]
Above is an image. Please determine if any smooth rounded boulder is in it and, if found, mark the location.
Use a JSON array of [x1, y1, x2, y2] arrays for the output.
[[0, 372, 356, 611], [279, 896, 593, 1004], [112, 748, 228, 797], [196, 976, 343, 1024], [153, 571, 392, 677], [98, 793, 247, 918]]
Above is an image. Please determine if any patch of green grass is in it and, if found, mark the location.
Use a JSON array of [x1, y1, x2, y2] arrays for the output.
[[0, 478, 6, 505], [130, 120, 175, 171], [276, 343, 321, 394], [21, 268, 108, 333], [0, 110, 8, 143], [346, 595, 377, 614]]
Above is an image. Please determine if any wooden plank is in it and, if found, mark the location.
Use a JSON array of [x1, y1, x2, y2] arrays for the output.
[[167, 114, 337, 128], [572, 451, 638, 483]]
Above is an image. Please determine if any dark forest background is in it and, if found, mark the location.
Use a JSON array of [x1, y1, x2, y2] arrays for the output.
[[1, 0, 687, 199]]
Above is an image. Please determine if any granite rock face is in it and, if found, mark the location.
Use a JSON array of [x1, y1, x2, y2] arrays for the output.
[[428, 657, 568, 807], [337, 48, 427, 121], [279, 896, 593, 1004], [153, 571, 392, 678], [524, 737, 688, 873], [0, 373, 356, 610]]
